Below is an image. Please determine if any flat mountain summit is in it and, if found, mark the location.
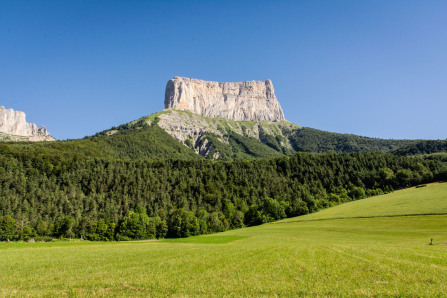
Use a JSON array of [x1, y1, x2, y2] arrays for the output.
[[164, 77, 285, 122]]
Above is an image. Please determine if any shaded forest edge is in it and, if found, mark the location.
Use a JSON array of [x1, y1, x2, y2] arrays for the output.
[[1, 145, 446, 242]]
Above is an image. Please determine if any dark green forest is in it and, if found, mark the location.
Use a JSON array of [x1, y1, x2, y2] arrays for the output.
[[0, 123, 201, 161], [287, 127, 418, 153], [1, 138, 446, 241], [392, 140, 447, 156]]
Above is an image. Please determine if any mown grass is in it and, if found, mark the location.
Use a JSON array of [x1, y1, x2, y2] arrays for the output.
[[281, 182, 447, 222], [1, 183, 446, 296]]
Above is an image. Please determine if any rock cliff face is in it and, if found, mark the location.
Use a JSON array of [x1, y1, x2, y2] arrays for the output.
[[0, 106, 55, 141], [164, 77, 285, 121]]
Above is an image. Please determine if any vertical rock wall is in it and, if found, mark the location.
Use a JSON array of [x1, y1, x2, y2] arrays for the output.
[[164, 77, 285, 121], [0, 106, 54, 141]]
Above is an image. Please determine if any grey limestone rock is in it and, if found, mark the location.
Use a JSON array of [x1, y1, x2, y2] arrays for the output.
[[0, 106, 55, 141], [164, 77, 285, 121]]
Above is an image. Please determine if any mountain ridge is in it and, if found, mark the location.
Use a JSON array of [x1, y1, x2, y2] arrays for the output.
[[0, 107, 432, 161], [97, 109, 423, 160]]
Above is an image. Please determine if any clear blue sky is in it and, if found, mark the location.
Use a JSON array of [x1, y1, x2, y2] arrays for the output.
[[1, 0, 446, 140]]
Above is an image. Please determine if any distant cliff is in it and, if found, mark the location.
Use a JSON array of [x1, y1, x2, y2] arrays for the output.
[[0, 106, 55, 141], [164, 77, 285, 121]]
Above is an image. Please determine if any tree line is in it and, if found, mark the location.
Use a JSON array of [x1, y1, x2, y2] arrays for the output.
[[1, 149, 446, 241]]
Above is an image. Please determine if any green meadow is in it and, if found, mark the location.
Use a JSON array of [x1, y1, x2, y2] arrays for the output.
[[1, 183, 446, 296], [282, 182, 447, 221]]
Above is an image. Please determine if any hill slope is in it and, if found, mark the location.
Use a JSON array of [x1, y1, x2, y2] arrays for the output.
[[288, 127, 417, 153], [393, 140, 447, 156], [127, 109, 296, 160], [1, 108, 441, 160], [0, 121, 201, 161], [281, 182, 447, 221], [97, 109, 425, 160]]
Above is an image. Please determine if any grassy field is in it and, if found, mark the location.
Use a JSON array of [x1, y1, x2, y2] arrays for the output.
[[282, 182, 447, 221], [1, 183, 446, 296]]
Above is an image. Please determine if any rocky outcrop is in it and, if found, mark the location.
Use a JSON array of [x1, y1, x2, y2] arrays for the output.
[[0, 106, 55, 141], [164, 77, 285, 121], [149, 109, 298, 159]]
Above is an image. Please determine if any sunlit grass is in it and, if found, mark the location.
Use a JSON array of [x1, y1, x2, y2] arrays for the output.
[[281, 182, 447, 222], [1, 183, 446, 296]]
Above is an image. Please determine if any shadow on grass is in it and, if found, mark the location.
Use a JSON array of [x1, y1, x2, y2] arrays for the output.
[[162, 235, 248, 244], [276, 212, 447, 224]]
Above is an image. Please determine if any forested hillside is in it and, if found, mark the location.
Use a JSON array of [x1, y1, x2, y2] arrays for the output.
[[1, 146, 445, 241], [1, 112, 446, 241], [2, 112, 442, 161], [393, 140, 447, 156], [0, 123, 201, 161], [287, 127, 418, 153]]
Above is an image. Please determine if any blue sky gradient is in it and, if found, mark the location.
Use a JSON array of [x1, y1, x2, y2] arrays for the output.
[[1, 0, 446, 140]]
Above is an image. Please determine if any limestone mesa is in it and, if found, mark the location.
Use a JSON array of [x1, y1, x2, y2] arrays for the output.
[[164, 77, 285, 122]]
